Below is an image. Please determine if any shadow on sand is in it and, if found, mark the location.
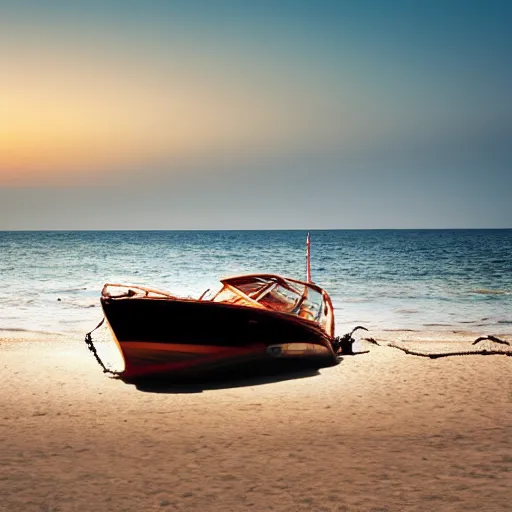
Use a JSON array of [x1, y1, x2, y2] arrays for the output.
[[132, 359, 341, 394]]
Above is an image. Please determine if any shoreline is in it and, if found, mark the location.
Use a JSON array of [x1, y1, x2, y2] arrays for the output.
[[1, 331, 511, 511], [2, 326, 511, 353]]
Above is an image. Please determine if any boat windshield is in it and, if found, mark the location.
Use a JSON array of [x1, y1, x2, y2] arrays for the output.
[[214, 275, 332, 333]]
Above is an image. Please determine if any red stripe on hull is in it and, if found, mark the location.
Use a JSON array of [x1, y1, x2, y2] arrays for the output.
[[119, 342, 266, 380]]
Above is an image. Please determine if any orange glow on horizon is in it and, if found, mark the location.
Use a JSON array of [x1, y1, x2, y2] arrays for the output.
[[0, 36, 360, 185], [0, 68, 306, 185]]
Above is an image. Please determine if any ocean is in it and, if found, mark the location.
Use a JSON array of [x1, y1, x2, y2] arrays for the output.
[[1, 229, 511, 337]]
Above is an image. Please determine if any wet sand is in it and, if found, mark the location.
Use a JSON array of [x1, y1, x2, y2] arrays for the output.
[[1, 330, 511, 512]]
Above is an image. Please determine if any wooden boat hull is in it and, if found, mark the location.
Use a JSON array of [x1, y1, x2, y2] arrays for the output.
[[101, 297, 338, 381]]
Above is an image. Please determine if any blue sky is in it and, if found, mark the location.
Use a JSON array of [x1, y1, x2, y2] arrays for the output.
[[1, 0, 511, 228]]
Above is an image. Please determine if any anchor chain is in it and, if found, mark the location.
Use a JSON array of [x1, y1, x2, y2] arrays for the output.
[[331, 330, 511, 358]]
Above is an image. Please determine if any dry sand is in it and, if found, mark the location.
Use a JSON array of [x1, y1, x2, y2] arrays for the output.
[[1, 330, 511, 512]]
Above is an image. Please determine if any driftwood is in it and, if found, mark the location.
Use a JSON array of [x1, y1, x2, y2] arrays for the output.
[[472, 335, 510, 346]]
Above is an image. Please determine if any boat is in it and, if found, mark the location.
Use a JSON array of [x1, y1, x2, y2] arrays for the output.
[[86, 234, 344, 382]]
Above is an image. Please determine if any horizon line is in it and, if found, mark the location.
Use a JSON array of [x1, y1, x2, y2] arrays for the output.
[[1, 227, 511, 233]]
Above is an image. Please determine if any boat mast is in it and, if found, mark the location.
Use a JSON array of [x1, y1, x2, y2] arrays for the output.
[[306, 232, 311, 283]]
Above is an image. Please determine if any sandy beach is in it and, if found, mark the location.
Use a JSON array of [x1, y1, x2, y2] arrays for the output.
[[1, 330, 510, 512]]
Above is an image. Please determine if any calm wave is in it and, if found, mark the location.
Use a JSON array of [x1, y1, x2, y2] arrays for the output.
[[1, 230, 511, 336]]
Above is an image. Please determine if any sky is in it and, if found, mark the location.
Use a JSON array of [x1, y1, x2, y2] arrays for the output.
[[1, 0, 511, 229]]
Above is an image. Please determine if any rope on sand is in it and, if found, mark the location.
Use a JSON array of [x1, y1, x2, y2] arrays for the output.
[[84, 318, 123, 376], [363, 337, 512, 359]]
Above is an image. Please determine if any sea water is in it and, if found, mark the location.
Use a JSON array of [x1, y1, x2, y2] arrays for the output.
[[1, 230, 511, 337]]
